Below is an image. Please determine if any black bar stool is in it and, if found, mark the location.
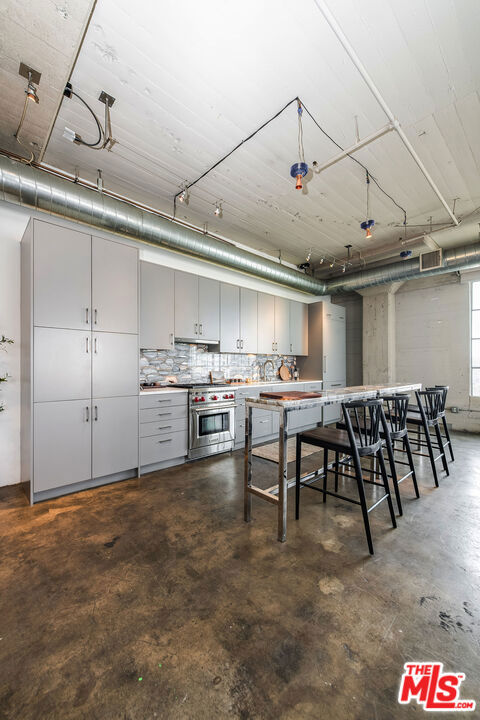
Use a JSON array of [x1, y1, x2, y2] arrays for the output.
[[336, 393, 419, 516], [295, 399, 397, 555], [428, 386, 454, 462], [407, 390, 449, 487]]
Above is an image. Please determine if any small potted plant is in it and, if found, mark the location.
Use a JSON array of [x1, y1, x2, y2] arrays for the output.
[[0, 335, 14, 412]]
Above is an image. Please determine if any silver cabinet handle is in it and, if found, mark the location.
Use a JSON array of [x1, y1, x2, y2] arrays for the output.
[[199, 323, 203, 335], [158, 438, 172, 443], [272, 341, 275, 351], [94, 405, 98, 421], [240, 339, 244, 349], [157, 399, 172, 403], [290, 343, 292, 353], [85, 406, 89, 422], [94, 337, 98, 354], [157, 412, 172, 416], [236, 339, 240, 349], [94, 309, 98, 325], [194, 323, 198, 335], [85, 308, 89, 324], [158, 425, 172, 430], [323, 355, 327, 373], [86, 337, 89, 353], [170, 332, 174, 347]]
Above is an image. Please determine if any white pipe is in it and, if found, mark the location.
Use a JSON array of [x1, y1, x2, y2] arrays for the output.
[[312, 0, 460, 226], [313, 123, 394, 174]]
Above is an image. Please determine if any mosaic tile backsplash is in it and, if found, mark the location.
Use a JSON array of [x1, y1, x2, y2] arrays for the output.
[[140, 343, 296, 384]]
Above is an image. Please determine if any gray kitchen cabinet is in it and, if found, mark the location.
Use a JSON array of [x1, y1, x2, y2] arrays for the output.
[[140, 261, 174, 349], [198, 277, 220, 342], [92, 396, 139, 478], [289, 301, 308, 356], [297, 301, 346, 386], [33, 400, 92, 493], [92, 332, 139, 398], [257, 292, 275, 353], [33, 220, 91, 331], [220, 283, 240, 352], [175, 271, 219, 342], [322, 379, 346, 425], [274, 296, 290, 354], [92, 236, 138, 334], [240, 288, 258, 353], [33, 327, 91, 402]]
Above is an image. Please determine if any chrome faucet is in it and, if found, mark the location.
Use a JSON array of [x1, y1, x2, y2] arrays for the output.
[[262, 359, 275, 381]]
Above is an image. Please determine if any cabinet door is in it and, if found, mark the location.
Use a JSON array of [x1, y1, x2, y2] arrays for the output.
[[257, 293, 275, 354], [323, 308, 346, 382], [34, 327, 91, 402], [289, 301, 308, 355], [240, 288, 258, 353], [92, 332, 138, 398], [274, 297, 290, 354], [92, 236, 138, 334], [33, 220, 91, 330], [198, 277, 220, 342], [140, 262, 174, 350], [34, 400, 91, 492], [174, 271, 198, 339], [92, 396, 138, 478], [220, 284, 240, 352]]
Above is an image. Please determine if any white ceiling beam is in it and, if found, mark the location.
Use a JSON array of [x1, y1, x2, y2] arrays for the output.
[[312, 122, 394, 174], [312, 0, 460, 226]]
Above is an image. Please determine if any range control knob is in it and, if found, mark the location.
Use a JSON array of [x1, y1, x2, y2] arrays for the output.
[[223, 394, 228, 399], [194, 397, 200, 403], [200, 396, 205, 402], [229, 394, 234, 399], [212, 395, 218, 401]]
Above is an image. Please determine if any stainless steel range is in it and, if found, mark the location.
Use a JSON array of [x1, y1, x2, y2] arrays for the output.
[[187, 384, 236, 460]]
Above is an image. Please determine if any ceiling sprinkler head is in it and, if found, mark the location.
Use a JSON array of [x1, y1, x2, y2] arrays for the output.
[[290, 161, 308, 190]]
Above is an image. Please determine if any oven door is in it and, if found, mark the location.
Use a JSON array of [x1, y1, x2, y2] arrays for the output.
[[190, 404, 235, 450]]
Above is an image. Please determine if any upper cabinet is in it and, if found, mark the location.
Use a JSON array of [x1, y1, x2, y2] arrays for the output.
[[33, 221, 91, 330], [274, 297, 290, 355], [289, 301, 308, 356], [32, 221, 138, 335], [220, 285, 258, 353], [323, 303, 346, 382], [175, 271, 219, 343], [92, 236, 138, 334], [140, 262, 174, 350], [257, 293, 276, 354]]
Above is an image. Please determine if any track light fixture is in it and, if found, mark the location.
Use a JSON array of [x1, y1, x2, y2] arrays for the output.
[[26, 79, 39, 104], [214, 202, 222, 217], [329, 261, 334, 268], [178, 187, 189, 204]]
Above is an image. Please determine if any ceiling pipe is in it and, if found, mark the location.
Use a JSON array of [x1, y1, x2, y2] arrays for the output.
[[312, 0, 460, 227], [327, 242, 480, 294], [313, 123, 394, 174], [0, 155, 327, 295]]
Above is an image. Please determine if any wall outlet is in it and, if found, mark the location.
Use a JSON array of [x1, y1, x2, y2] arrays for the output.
[[450, 406, 459, 413]]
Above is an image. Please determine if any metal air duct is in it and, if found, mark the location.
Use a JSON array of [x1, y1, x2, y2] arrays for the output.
[[327, 242, 480, 294], [0, 155, 327, 296]]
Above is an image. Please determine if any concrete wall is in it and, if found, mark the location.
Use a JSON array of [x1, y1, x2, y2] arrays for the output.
[[396, 274, 480, 432]]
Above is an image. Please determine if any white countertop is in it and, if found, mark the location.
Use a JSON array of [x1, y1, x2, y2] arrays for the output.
[[139, 379, 323, 394], [139, 387, 188, 395]]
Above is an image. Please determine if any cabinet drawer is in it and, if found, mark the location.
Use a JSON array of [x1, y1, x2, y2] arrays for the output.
[[140, 417, 188, 438], [303, 382, 323, 393], [140, 405, 188, 423], [252, 411, 272, 438], [140, 392, 188, 410], [140, 431, 188, 465], [288, 406, 322, 431]]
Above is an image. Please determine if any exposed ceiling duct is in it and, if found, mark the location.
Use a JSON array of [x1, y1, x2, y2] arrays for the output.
[[1, 155, 480, 298], [0, 155, 327, 296], [327, 243, 480, 294]]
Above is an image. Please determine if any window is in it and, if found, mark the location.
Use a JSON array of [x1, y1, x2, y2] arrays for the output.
[[472, 281, 480, 396]]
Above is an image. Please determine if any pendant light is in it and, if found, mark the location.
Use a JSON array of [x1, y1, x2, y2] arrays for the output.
[[290, 101, 308, 190], [360, 171, 374, 238]]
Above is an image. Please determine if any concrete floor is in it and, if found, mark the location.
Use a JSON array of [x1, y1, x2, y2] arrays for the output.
[[0, 431, 479, 719]]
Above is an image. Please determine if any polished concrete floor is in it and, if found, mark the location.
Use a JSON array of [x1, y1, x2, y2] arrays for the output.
[[0, 431, 479, 719]]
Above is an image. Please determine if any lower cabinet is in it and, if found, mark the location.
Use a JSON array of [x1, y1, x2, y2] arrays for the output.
[[34, 400, 92, 493], [92, 396, 139, 478], [33, 396, 138, 495], [139, 391, 188, 471], [323, 380, 346, 425]]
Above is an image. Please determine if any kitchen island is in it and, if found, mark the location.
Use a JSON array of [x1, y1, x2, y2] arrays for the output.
[[244, 383, 422, 542]]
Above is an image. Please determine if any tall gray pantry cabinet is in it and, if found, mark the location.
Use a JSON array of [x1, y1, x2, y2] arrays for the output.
[[21, 219, 139, 503]]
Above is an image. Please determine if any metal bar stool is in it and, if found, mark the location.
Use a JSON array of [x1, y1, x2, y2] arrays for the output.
[[295, 399, 397, 555], [407, 390, 449, 487]]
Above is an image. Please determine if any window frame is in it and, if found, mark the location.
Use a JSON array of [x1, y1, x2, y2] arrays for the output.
[[471, 280, 480, 397]]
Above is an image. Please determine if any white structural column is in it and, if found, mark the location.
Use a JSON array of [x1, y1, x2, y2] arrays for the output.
[[359, 283, 403, 384]]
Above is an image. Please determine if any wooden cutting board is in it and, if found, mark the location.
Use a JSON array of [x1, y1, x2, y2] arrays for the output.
[[260, 391, 322, 400]]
